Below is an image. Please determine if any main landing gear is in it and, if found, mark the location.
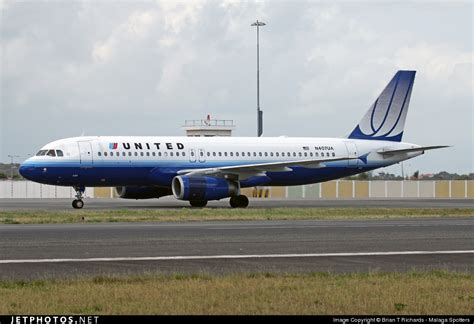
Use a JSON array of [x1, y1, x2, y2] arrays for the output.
[[230, 195, 249, 208], [72, 186, 85, 209], [189, 200, 208, 208]]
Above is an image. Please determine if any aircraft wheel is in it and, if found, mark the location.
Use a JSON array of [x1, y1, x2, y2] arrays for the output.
[[72, 199, 84, 209], [230, 195, 249, 208], [190, 200, 207, 208]]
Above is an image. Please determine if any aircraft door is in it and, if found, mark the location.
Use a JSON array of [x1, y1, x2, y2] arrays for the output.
[[198, 149, 206, 163], [344, 142, 358, 166], [189, 149, 197, 163], [78, 141, 93, 166]]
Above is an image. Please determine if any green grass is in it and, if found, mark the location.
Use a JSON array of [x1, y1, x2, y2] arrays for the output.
[[0, 207, 472, 224], [0, 271, 472, 314]]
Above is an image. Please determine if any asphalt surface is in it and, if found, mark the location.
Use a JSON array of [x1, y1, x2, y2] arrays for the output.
[[0, 197, 473, 210], [0, 218, 472, 279]]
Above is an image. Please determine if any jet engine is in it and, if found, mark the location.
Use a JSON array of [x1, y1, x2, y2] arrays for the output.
[[115, 186, 172, 199], [172, 175, 239, 201]]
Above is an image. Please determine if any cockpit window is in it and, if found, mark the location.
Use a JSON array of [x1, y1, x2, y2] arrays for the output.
[[36, 150, 47, 156], [56, 150, 64, 157], [46, 150, 56, 157]]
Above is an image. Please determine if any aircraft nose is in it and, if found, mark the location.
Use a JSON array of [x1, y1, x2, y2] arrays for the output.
[[19, 162, 35, 181]]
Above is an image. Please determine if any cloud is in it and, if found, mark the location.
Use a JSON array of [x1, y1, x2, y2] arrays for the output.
[[0, 1, 472, 173]]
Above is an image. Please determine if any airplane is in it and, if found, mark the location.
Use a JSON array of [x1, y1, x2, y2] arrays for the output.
[[19, 70, 448, 209]]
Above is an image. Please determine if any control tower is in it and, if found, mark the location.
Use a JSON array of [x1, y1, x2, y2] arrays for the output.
[[183, 115, 235, 137]]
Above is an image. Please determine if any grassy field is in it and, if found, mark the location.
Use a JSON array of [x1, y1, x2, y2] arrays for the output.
[[0, 207, 472, 224], [0, 271, 472, 314]]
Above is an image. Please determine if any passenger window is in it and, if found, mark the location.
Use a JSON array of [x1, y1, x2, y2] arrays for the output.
[[236, 152, 239, 157], [304, 152, 307, 157], [270, 152, 274, 157], [315, 152, 319, 157], [128, 152, 132, 156], [218, 152, 222, 157], [158, 152, 162, 157], [276, 152, 279, 157], [146, 152, 150, 157], [253, 152, 256, 157], [327, 152, 330, 157], [182, 152, 186, 157], [213, 152, 216, 157], [299, 152, 302, 157], [115, 152, 119, 156], [140, 152, 144, 156], [191, 151, 195, 156], [287, 152, 290, 157], [134, 152, 138, 156], [200, 151, 204, 156], [98, 152, 102, 157], [247, 152, 250, 157], [122, 152, 126, 156], [259, 152, 262, 157], [47, 150, 56, 157], [310, 152, 313, 157], [170, 152, 174, 157], [152, 152, 156, 156], [56, 150, 64, 157], [224, 152, 228, 157], [230, 152, 233, 157], [293, 152, 296, 157], [264, 152, 268, 157], [332, 152, 335, 157], [104, 152, 108, 157]]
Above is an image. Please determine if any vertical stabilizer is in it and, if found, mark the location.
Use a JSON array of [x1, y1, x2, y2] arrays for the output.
[[348, 70, 416, 142]]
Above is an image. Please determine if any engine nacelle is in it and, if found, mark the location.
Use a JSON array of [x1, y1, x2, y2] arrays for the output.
[[115, 186, 172, 199], [172, 176, 239, 201]]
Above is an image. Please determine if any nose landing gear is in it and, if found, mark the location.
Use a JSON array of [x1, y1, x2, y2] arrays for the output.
[[72, 186, 85, 209]]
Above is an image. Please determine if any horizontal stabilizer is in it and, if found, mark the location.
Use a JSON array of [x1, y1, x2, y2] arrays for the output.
[[377, 145, 450, 155]]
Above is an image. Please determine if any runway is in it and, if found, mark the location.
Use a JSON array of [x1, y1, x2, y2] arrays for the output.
[[0, 197, 473, 210], [0, 218, 472, 279]]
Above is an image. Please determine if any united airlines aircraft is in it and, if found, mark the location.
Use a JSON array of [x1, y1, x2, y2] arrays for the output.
[[19, 70, 447, 208]]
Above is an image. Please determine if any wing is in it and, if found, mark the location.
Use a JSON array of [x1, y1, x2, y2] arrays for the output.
[[377, 145, 450, 156], [177, 156, 355, 180]]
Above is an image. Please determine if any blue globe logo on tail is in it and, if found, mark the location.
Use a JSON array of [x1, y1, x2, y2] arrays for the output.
[[348, 70, 416, 142]]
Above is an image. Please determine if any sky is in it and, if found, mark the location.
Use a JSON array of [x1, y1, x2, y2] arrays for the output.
[[0, 0, 472, 175]]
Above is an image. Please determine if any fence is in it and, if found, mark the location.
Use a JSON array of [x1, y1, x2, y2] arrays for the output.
[[0, 180, 473, 199]]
